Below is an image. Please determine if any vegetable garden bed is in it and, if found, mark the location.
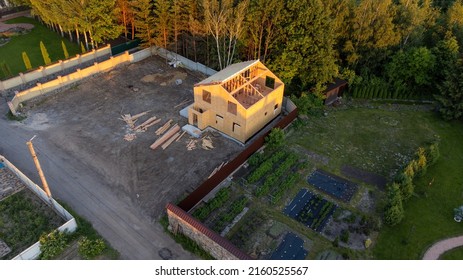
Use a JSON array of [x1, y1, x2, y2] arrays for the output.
[[284, 189, 337, 232]]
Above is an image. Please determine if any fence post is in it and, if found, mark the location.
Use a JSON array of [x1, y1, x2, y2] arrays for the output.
[[59, 60, 64, 71], [19, 72, 26, 84], [39, 66, 47, 78]]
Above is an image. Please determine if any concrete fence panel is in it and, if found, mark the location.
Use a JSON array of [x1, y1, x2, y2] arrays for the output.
[[0, 45, 111, 93]]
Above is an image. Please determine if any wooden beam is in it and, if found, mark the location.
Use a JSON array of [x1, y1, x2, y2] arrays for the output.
[[150, 124, 180, 150], [161, 132, 181, 150]]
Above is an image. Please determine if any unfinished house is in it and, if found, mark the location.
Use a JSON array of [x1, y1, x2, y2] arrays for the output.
[[188, 60, 284, 143]]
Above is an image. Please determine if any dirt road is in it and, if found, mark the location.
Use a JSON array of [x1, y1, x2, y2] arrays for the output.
[[0, 101, 194, 260]]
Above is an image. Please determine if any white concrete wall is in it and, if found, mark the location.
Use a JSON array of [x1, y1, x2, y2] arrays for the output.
[[0, 45, 111, 91], [9, 52, 131, 114], [0, 155, 77, 260], [8, 46, 216, 115]]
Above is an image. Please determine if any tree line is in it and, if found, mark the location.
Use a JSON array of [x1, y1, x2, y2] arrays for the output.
[[11, 0, 463, 120]]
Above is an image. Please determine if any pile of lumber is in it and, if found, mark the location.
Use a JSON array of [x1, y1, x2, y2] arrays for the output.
[[150, 124, 180, 150], [155, 119, 173, 135], [120, 111, 150, 129], [133, 116, 161, 132], [201, 136, 214, 150]]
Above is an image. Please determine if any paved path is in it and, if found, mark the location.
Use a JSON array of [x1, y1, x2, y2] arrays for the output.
[[422, 235, 463, 260], [0, 100, 194, 260]]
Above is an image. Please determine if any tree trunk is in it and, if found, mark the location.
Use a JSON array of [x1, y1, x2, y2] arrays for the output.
[[83, 30, 89, 50]]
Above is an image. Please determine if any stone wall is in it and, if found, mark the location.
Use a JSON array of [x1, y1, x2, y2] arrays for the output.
[[166, 203, 250, 260]]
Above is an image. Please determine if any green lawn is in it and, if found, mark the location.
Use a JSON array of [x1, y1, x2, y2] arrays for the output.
[[288, 105, 463, 259], [289, 107, 437, 178], [440, 247, 463, 260], [0, 17, 80, 79], [373, 116, 463, 259]]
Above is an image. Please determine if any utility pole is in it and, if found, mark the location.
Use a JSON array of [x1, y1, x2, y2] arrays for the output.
[[26, 136, 52, 198]]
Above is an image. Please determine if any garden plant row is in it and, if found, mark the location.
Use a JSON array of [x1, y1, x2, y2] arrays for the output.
[[193, 187, 230, 222], [212, 196, 248, 233]]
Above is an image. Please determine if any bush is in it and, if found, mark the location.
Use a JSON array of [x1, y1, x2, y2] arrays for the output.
[[426, 142, 440, 166], [39, 230, 69, 260], [340, 229, 350, 243], [265, 128, 285, 150], [78, 237, 106, 259]]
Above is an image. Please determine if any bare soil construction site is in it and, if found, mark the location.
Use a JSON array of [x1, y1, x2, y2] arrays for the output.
[[20, 55, 243, 220]]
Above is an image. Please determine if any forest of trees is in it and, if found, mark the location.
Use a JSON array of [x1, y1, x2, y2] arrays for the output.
[[10, 0, 463, 120]]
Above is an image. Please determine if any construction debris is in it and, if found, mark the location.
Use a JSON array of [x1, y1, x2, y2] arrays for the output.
[[120, 111, 150, 129], [150, 124, 180, 150], [124, 133, 136, 142], [201, 136, 214, 150], [208, 161, 226, 178], [155, 119, 173, 135], [186, 139, 197, 151]]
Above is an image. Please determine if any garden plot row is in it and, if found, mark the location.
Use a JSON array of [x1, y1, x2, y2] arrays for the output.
[[192, 187, 248, 234], [284, 189, 337, 232], [245, 150, 304, 204]]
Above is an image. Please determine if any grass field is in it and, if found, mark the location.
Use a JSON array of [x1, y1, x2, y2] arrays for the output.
[[0, 17, 80, 78], [289, 106, 438, 179], [440, 247, 463, 260], [289, 105, 463, 259], [373, 115, 463, 259]]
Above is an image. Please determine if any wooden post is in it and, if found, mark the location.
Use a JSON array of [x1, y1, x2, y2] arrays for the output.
[[26, 136, 52, 198]]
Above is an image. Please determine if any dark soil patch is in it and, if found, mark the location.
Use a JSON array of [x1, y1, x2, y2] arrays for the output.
[[341, 165, 388, 190]]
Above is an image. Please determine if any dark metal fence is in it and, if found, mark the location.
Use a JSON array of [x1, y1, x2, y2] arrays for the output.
[[177, 107, 298, 212], [111, 39, 141, 56]]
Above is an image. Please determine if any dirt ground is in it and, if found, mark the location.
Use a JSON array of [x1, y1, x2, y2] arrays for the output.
[[21, 56, 244, 220]]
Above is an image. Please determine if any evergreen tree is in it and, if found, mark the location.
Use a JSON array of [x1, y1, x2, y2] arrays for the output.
[[384, 183, 405, 226], [132, 0, 155, 48], [22, 51, 32, 70], [40, 41, 52, 65], [61, 41, 69, 59], [435, 62, 463, 120]]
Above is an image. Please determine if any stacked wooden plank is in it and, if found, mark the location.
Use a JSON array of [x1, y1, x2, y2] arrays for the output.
[[150, 124, 180, 150], [133, 116, 161, 132], [155, 119, 173, 135], [161, 132, 181, 150], [124, 133, 136, 141], [174, 98, 191, 108]]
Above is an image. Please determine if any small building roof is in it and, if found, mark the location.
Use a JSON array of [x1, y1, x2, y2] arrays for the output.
[[324, 78, 348, 93], [195, 60, 259, 86]]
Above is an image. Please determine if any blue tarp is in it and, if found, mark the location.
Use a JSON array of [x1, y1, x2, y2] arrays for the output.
[[270, 232, 308, 260], [283, 189, 313, 219], [0, 162, 4, 169], [307, 169, 358, 202]]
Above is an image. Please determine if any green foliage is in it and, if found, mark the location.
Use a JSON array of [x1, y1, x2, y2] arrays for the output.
[[435, 62, 463, 120], [39, 230, 69, 260], [39, 41, 51, 65], [270, 0, 338, 89], [132, 0, 156, 47], [212, 196, 248, 232], [426, 142, 440, 166], [78, 237, 106, 260], [192, 188, 230, 221], [384, 183, 405, 226], [340, 229, 350, 243], [247, 150, 286, 183], [265, 128, 285, 150], [61, 41, 69, 59], [291, 92, 324, 116], [0, 61, 12, 78], [22, 51, 32, 70]]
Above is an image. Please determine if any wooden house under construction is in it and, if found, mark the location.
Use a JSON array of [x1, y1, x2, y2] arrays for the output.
[[188, 60, 284, 143]]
